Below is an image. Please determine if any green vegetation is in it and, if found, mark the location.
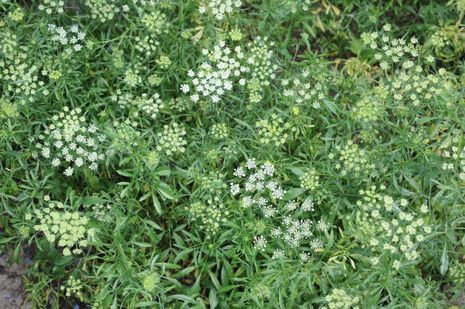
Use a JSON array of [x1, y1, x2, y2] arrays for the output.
[[1, 0, 464, 308]]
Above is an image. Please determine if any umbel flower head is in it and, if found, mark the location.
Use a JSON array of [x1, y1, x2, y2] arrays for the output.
[[33, 106, 107, 177], [255, 113, 294, 147], [60, 275, 84, 300], [199, 0, 242, 20], [189, 197, 229, 237], [351, 185, 432, 263], [156, 122, 187, 156], [1, 31, 47, 104], [39, 0, 65, 14], [361, 24, 421, 70], [180, 41, 247, 104], [230, 159, 323, 259], [27, 201, 93, 256], [84, 0, 129, 22], [48, 24, 86, 54], [324, 288, 360, 309]]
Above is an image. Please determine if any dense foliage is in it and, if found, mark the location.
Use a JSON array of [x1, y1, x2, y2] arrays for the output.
[[1, 0, 464, 308]]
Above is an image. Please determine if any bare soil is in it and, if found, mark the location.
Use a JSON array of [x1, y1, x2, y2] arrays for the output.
[[0, 254, 30, 309]]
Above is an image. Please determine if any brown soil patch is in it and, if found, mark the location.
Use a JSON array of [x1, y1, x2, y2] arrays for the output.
[[0, 254, 31, 309]]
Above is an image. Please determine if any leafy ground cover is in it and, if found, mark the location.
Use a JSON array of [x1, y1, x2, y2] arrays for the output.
[[1, 0, 465, 308]]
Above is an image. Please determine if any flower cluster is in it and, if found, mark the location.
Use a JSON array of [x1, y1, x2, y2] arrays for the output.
[[271, 216, 314, 248], [438, 132, 465, 181], [166, 96, 190, 112], [85, 0, 129, 22], [0, 98, 19, 118], [156, 122, 187, 156], [136, 93, 164, 119], [141, 9, 168, 35], [352, 86, 387, 122], [230, 159, 322, 259], [33, 107, 107, 176], [180, 41, 247, 103], [189, 198, 229, 237], [180, 37, 279, 104], [113, 91, 165, 119], [134, 35, 159, 61], [282, 69, 328, 109], [124, 68, 142, 87], [429, 25, 465, 54], [352, 186, 431, 265], [361, 24, 421, 69], [430, 29, 449, 49], [145, 150, 160, 168], [199, 0, 242, 20], [389, 67, 451, 107], [0, 32, 46, 104], [230, 159, 284, 210], [141, 272, 161, 293], [324, 288, 360, 309], [108, 120, 142, 153], [38, 0, 65, 14], [246, 37, 277, 86], [91, 204, 113, 223], [27, 201, 93, 256], [300, 168, 320, 191], [195, 171, 227, 196], [48, 24, 86, 54], [60, 275, 84, 300], [255, 114, 293, 147], [449, 260, 465, 285], [210, 123, 230, 140], [246, 37, 278, 103], [332, 141, 374, 177], [156, 55, 171, 69]]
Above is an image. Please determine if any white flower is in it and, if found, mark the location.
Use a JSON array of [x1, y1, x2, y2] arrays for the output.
[[75, 157, 84, 167], [272, 249, 285, 259], [285, 201, 297, 211], [233, 167, 245, 178], [41, 147, 51, 158], [190, 94, 199, 102], [64, 167, 74, 177], [261, 162, 275, 176], [253, 235, 267, 251], [89, 162, 98, 171], [271, 187, 284, 199], [246, 158, 256, 169], [180, 84, 190, 93], [230, 183, 240, 195], [257, 197, 267, 206], [301, 198, 314, 212], [420, 204, 428, 214]]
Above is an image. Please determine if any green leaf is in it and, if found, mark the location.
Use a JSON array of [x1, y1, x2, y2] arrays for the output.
[[116, 170, 134, 177], [155, 167, 171, 176], [349, 38, 364, 56], [157, 183, 177, 200], [167, 294, 196, 303], [282, 188, 305, 201], [0, 236, 15, 245], [440, 244, 448, 275], [209, 271, 221, 290], [209, 289, 218, 309], [152, 194, 162, 215], [234, 118, 253, 131], [289, 167, 305, 176]]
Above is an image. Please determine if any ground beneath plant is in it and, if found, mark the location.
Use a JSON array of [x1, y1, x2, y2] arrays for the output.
[[0, 253, 31, 309]]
